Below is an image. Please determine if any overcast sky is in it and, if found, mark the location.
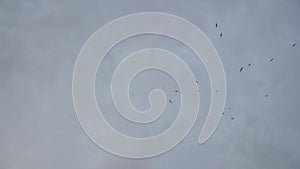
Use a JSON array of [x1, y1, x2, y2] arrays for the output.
[[0, 0, 300, 168]]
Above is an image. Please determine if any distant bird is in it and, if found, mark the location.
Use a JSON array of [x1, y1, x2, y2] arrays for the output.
[[265, 94, 269, 97], [196, 80, 199, 84], [215, 22, 218, 28], [248, 63, 251, 67], [175, 90, 179, 93], [222, 112, 225, 115], [292, 43, 296, 47], [228, 107, 231, 110], [270, 58, 274, 62], [220, 32, 223, 37], [169, 99, 173, 103], [216, 90, 218, 92], [240, 67, 243, 72], [231, 117, 234, 120]]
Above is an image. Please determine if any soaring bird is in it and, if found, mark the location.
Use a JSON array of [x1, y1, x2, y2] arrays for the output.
[[270, 58, 274, 62], [220, 32, 223, 37], [292, 43, 296, 47], [215, 22, 218, 28], [240, 67, 243, 72]]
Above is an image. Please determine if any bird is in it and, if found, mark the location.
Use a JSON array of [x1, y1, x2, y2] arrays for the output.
[[215, 22, 218, 28], [240, 67, 243, 72], [175, 90, 179, 93], [220, 32, 223, 37], [270, 58, 274, 62], [292, 43, 296, 47], [228, 107, 231, 110], [169, 99, 173, 103], [265, 94, 269, 97], [231, 117, 234, 120], [196, 80, 199, 84], [248, 63, 251, 67]]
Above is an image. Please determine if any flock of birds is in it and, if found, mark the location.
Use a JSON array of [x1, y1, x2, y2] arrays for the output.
[[167, 22, 297, 121]]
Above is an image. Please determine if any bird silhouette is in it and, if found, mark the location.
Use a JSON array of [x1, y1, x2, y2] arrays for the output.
[[220, 32, 223, 37], [240, 67, 243, 72], [216, 23, 218, 28], [292, 43, 296, 47], [248, 63, 251, 67], [169, 99, 173, 103], [270, 58, 274, 62]]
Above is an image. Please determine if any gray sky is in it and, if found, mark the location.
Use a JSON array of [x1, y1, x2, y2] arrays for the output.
[[0, 0, 300, 168]]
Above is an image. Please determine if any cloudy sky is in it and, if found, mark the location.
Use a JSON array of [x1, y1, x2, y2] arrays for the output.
[[0, 0, 300, 168]]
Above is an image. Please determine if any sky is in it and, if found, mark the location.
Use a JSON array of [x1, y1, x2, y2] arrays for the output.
[[0, 0, 300, 168]]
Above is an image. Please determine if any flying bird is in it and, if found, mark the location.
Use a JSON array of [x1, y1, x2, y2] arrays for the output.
[[240, 67, 243, 72], [231, 117, 235, 120], [196, 80, 199, 84], [270, 58, 274, 62], [220, 32, 223, 37], [175, 90, 179, 93], [292, 43, 296, 47], [169, 99, 173, 103], [265, 94, 269, 97], [248, 63, 251, 67], [215, 22, 218, 27]]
